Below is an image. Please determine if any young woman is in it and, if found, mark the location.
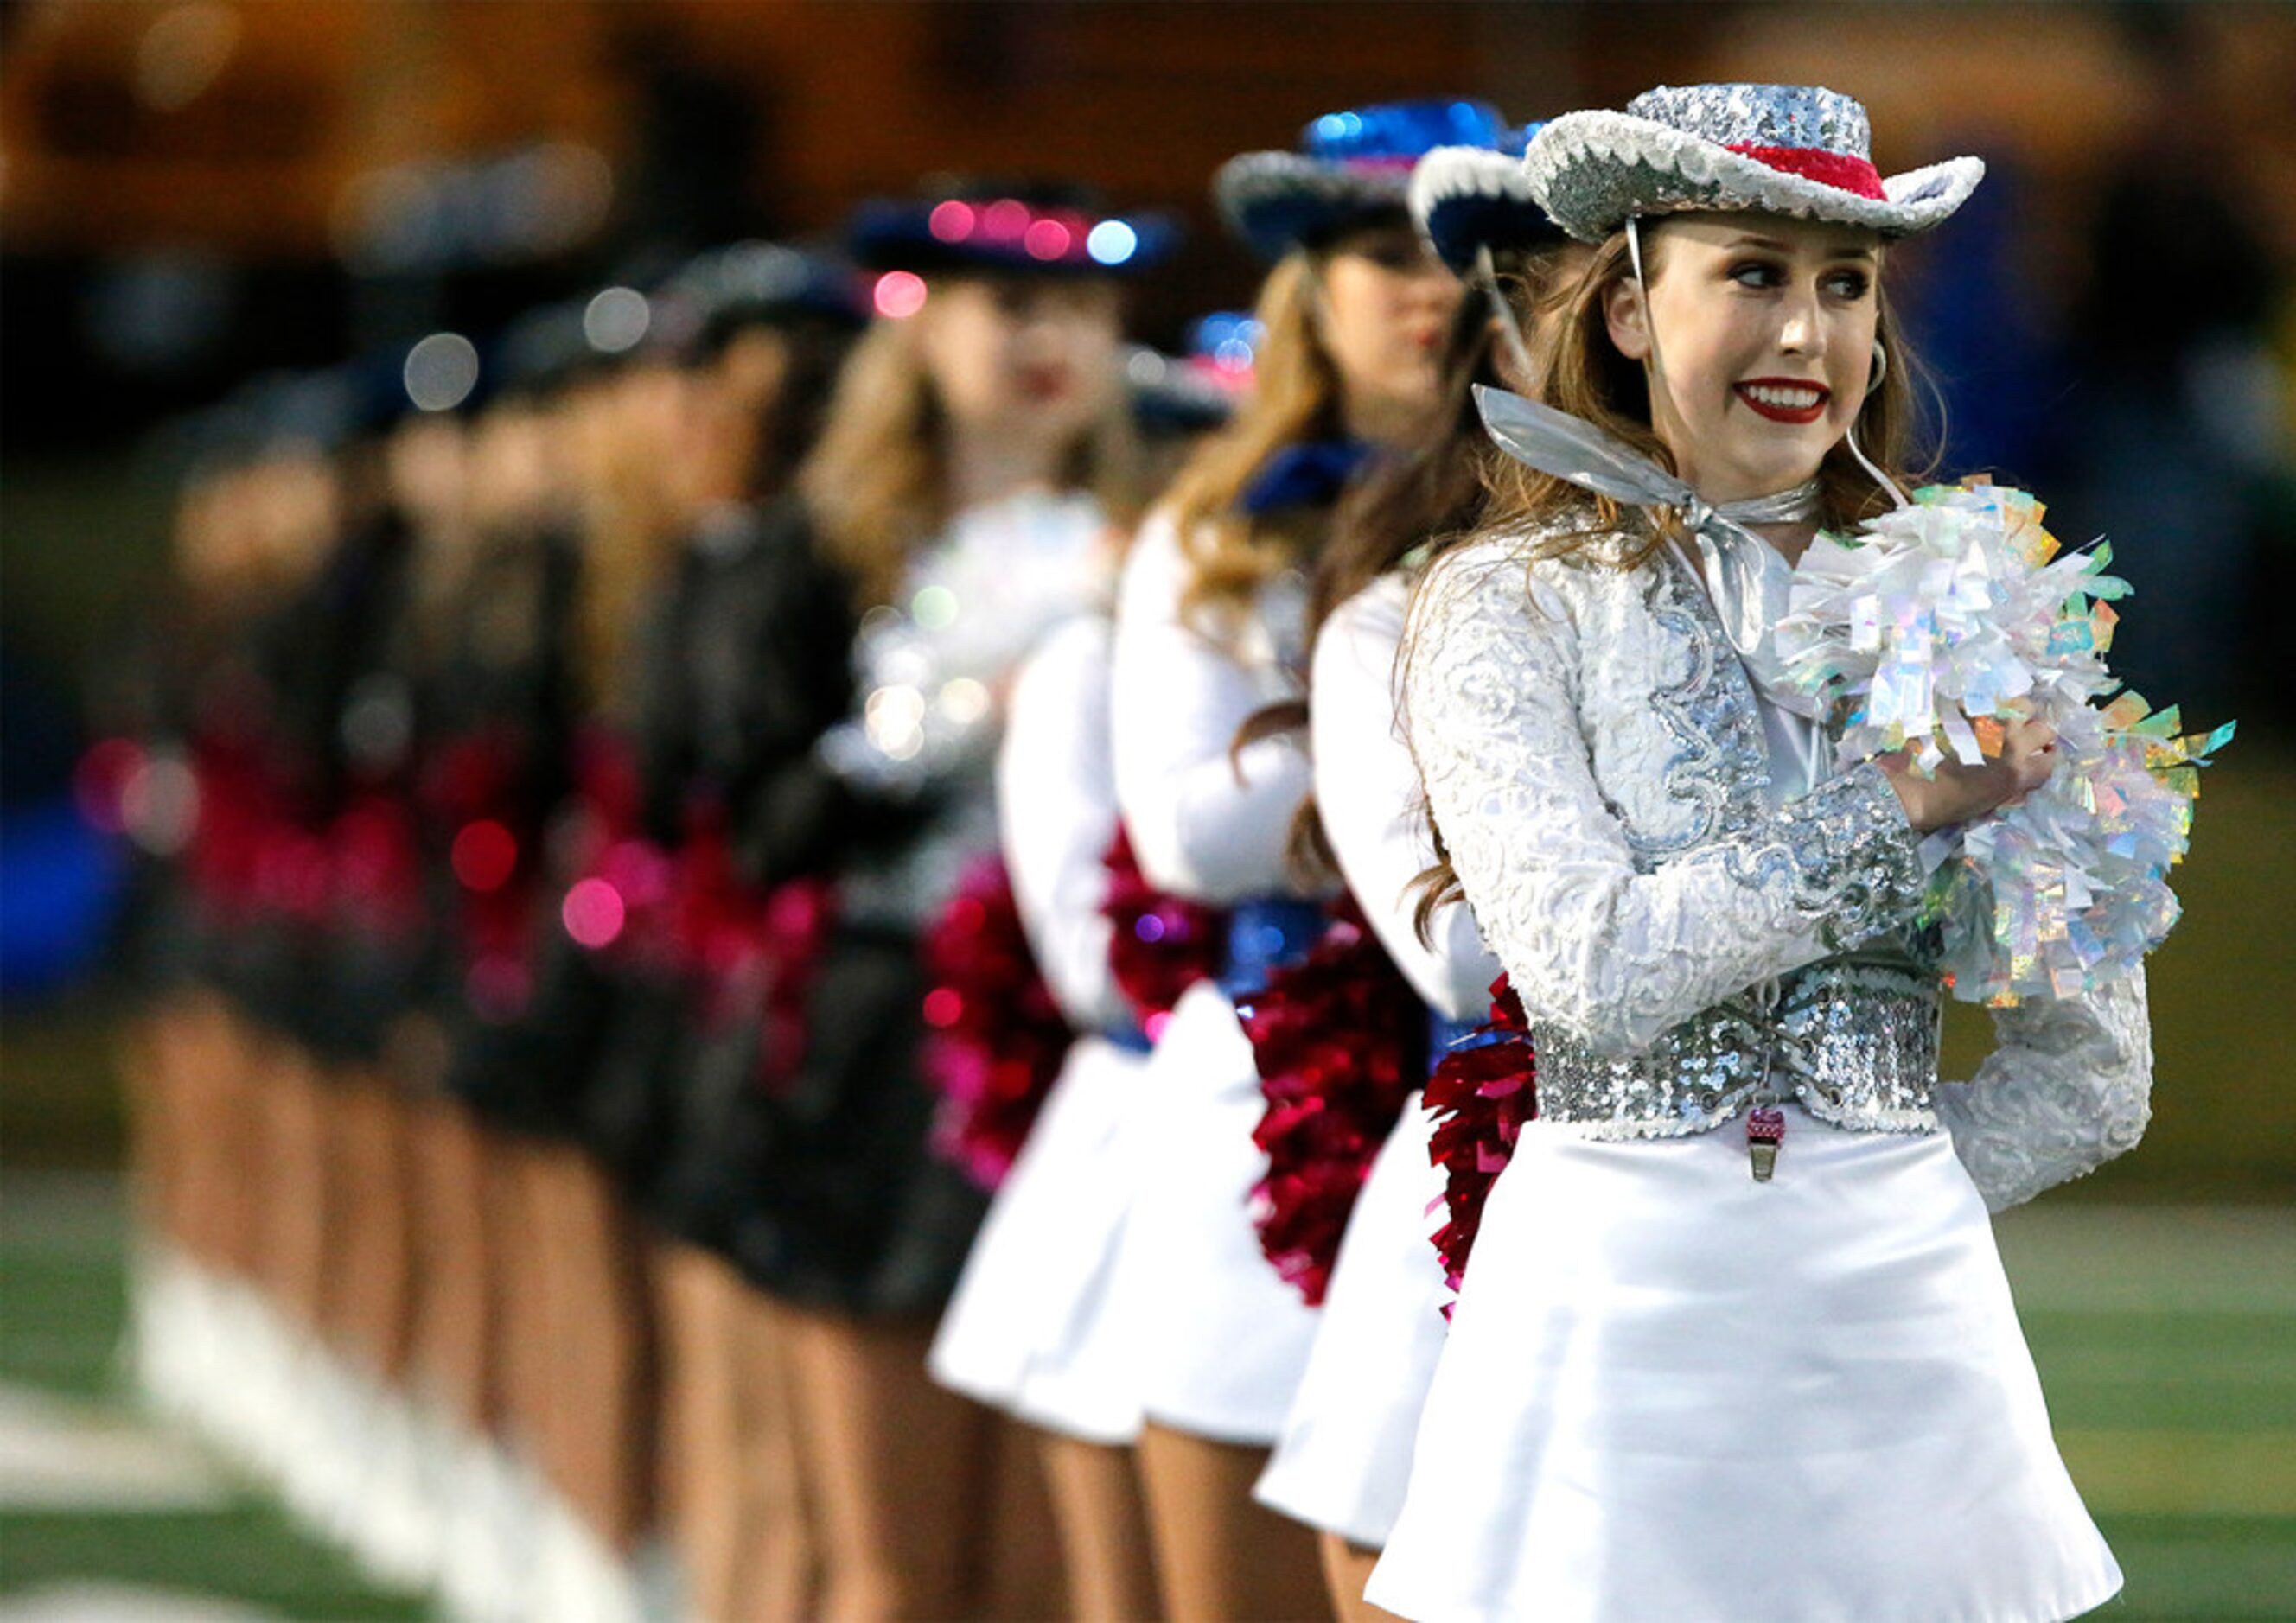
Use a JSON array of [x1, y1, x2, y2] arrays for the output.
[[596, 244, 864, 1623], [924, 314, 1251, 1623], [673, 181, 1158, 1621], [1248, 135, 1582, 1623], [443, 306, 686, 1623], [1367, 85, 2151, 1621], [1103, 100, 1491, 1621], [121, 396, 341, 1486]]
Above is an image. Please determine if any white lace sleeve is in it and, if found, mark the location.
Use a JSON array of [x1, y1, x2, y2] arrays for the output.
[[1110, 510, 1311, 902], [996, 615, 1126, 1033], [1312, 576, 1500, 1021], [1934, 971, 2153, 1212], [1404, 543, 1927, 1057]]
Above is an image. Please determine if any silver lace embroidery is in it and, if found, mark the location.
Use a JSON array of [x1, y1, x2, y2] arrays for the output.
[[1631, 551, 1922, 949], [1631, 560, 1771, 857]]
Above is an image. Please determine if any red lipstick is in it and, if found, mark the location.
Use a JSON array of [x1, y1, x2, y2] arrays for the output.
[[1733, 377, 1830, 425]]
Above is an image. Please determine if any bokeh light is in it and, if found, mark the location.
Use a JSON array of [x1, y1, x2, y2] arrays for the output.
[[583, 286, 651, 353], [872, 270, 928, 320], [403, 332, 481, 412]]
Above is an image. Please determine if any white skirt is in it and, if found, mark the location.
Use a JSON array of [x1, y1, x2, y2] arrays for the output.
[[1255, 1093, 1451, 1548], [929, 1035, 1148, 1445], [1101, 980, 1321, 1443], [1367, 1105, 2121, 1623]]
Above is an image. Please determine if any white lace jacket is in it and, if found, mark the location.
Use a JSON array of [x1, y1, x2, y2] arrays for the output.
[[1312, 571, 1500, 1022], [1110, 510, 1312, 903], [1404, 528, 2152, 1212]]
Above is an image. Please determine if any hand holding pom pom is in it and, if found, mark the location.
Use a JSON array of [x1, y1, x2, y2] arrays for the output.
[[1778, 478, 2232, 1005], [1877, 705, 2059, 833]]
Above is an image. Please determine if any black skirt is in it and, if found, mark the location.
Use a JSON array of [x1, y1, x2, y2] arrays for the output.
[[698, 919, 989, 1320]]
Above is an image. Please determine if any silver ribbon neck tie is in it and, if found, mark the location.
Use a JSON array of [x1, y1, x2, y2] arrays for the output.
[[1473, 384, 1822, 699]]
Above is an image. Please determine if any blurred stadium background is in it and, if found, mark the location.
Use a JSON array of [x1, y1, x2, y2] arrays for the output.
[[2, 3, 2291, 1618]]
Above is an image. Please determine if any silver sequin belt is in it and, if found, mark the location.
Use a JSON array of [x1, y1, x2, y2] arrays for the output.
[[1531, 958, 1942, 1141]]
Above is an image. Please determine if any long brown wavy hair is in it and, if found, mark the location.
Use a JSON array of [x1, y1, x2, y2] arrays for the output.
[[1407, 217, 1942, 939], [1161, 251, 1351, 633], [800, 281, 1145, 611], [1239, 243, 1588, 882]]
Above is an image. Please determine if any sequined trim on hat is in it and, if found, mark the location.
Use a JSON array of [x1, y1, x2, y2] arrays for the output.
[[1524, 102, 1981, 243]]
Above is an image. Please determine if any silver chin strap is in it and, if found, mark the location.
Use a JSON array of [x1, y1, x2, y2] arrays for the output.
[[1624, 212, 1908, 512], [1475, 243, 1539, 385], [1844, 341, 1910, 510]]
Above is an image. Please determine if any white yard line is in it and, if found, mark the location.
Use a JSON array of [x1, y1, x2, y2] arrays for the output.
[[0, 1384, 234, 1512]]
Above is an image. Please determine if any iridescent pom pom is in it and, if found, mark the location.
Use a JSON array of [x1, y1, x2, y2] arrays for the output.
[[1776, 479, 2233, 1005]]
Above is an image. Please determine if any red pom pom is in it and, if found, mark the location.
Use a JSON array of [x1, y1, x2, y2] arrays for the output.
[[1101, 825, 1229, 1022], [920, 856, 1075, 1190], [749, 875, 839, 1091], [1423, 973, 1536, 1305], [1239, 896, 1428, 1307]]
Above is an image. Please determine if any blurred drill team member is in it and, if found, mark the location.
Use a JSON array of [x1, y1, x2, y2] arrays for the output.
[[116, 394, 341, 1485], [1100, 99, 1485, 1621], [1247, 132, 1583, 1621], [396, 309, 616, 1620], [233, 374, 435, 1558], [647, 179, 1162, 1620], [590, 245, 866, 1623], [459, 299, 698, 1623], [923, 313, 1249, 1623]]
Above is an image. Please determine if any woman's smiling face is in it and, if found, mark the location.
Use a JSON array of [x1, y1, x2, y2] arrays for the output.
[[1604, 212, 1882, 503]]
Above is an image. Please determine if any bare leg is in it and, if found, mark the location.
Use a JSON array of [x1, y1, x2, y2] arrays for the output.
[[1037, 1431, 1158, 1622], [976, 1416, 1068, 1620], [407, 1096, 499, 1432], [263, 1042, 335, 1336], [1135, 1423, 1325, 1623], [326, 1069, 417, 1382], [205, 1002, 268, 1284], [737, 1289, 819, 1623], [658, 1242, 750, 1623], [781, 1308, 995, 1622], [496, 1137, 560, 1466], [119, 1006, 182, 1246], [529, 1142, 656, 1551], [1317, 1533, 1403, 1623]]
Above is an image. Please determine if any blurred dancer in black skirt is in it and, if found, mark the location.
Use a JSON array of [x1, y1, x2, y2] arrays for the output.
[[538, 245, 866, 1623], [653, 181, 1164, 1620]]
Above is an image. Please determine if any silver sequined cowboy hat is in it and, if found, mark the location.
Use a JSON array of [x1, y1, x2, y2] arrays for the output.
[[1525, 83, 1982, 244]]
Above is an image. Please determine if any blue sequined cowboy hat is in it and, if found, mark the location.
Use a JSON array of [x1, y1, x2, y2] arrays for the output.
[[847, 178, 1180, 278], [1526, 83, 1982, 244], [1215, 99, 1512, 263], [1406, 124, 1571, 277]]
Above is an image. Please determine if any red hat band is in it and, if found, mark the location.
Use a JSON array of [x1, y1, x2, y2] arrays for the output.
[[1725, 144, 1887, 202]]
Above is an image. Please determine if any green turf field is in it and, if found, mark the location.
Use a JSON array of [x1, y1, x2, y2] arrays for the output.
[[0, 1176, 425, 1621], [1, 1175, 2290, 1620]]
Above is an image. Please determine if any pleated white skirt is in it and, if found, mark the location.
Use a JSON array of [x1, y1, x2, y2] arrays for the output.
[[929, 1035, 1148, 1445], [1367, 1104, 2121, 1623], [1100, 980, 1321, 1443], [1255, 1093, 1451, 1548]]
